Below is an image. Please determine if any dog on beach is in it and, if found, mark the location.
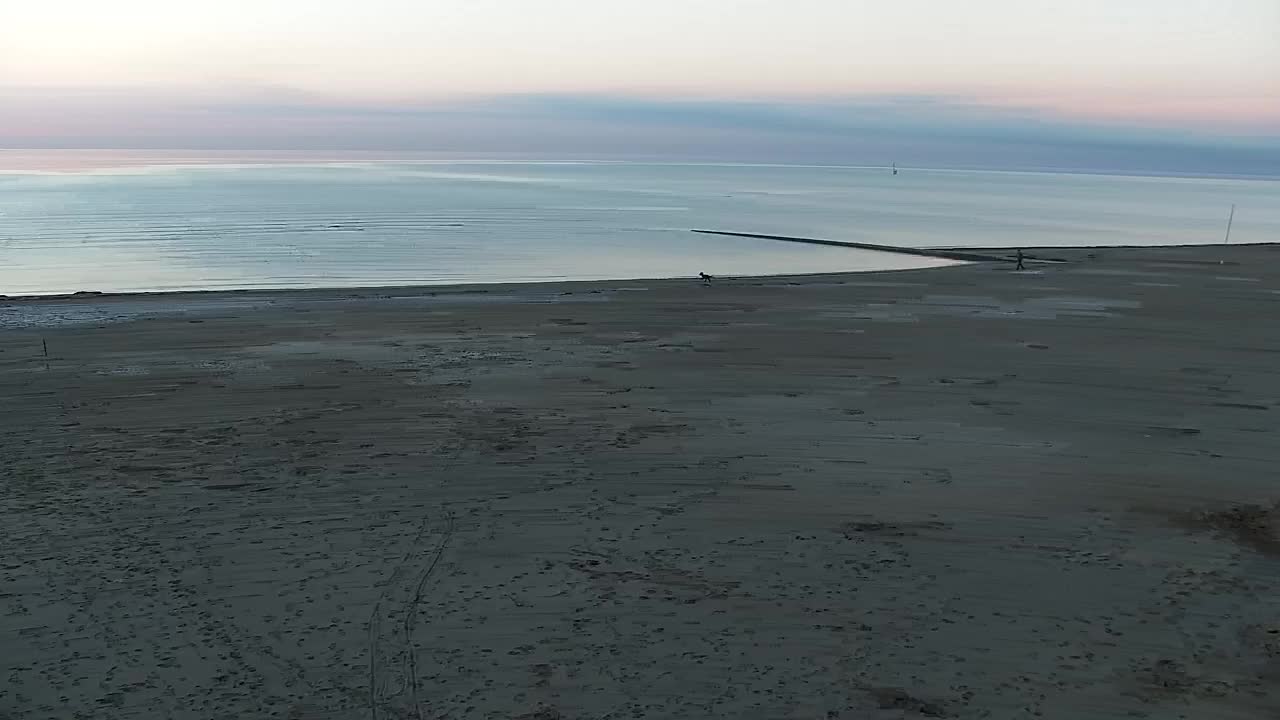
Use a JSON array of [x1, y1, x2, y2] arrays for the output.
[[699, 272, 714, 285]]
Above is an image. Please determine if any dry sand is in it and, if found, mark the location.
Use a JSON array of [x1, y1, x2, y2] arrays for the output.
[[3, 245, 1280, 719]]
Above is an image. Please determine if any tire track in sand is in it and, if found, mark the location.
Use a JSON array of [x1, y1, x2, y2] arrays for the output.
[[367, 508, 454, 720]]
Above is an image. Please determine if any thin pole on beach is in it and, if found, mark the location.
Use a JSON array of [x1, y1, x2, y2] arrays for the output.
[[1221, 203, 1236, 264]]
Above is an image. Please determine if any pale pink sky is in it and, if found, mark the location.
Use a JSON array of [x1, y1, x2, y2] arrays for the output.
[[2, 0, 1277, 160]]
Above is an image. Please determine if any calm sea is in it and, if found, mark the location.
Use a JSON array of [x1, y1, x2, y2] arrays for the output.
[[2, 150, 1277, 295]]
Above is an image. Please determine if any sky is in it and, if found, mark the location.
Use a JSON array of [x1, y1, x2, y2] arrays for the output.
[[2, 0, 1278, 174]]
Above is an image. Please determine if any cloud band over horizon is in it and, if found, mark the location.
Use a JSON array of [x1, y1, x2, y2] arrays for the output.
[[4, 87, 1278, 177]]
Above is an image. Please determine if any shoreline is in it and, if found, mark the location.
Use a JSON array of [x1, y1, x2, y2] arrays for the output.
[[4, 242, 1280, 718], [2, 240, 1273, 306]]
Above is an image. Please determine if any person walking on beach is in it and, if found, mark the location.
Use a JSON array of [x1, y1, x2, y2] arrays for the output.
[[1015, 249, 1026, 271]]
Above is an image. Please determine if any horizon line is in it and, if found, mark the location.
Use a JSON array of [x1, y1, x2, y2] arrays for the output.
[[2, 148, 1277, 182]]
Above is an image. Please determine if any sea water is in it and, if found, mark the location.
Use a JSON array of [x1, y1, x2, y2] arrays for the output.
[[2, 150, 1277, 295]]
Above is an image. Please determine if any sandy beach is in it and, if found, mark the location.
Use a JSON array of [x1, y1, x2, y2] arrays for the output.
[[3, 244, 1280, 719]]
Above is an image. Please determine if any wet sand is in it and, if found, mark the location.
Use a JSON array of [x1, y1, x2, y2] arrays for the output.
[[3, 245, 1280, 719]]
